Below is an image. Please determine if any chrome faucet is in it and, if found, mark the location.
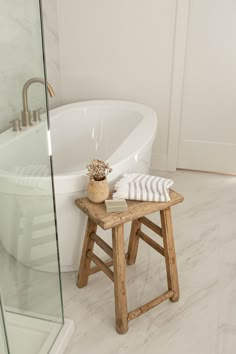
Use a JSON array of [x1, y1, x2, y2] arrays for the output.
[[21, 77, 55, 127]]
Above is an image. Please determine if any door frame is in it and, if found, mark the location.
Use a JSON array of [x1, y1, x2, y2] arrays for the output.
[[167, 0, 190, 171]]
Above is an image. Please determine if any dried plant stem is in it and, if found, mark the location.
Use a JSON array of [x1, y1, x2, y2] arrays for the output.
[[87, 159, 112, 181]]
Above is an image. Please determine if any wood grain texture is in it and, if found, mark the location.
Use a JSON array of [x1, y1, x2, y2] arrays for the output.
[[128, 290, 174, 321], [138, 216, 163, 237], [88, 253, 128, 275], [90, 232, 113, 258], [89, 258, 114, 275], [77, 218, 97, 288], [161, 207, 180, 302], [138, 230, 165, 256], [76, 189, 183, 333], [87, 251, 114, 282], [127, 220, 141, 265], [75, 190, 184, 230], [112, 225, 128, 334]]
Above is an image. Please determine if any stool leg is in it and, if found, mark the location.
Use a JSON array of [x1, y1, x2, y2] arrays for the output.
[[160, 207, 180, 302], [127, 220, 141, 265], [77, 218, 97, 288], [112, 224, 128, 334]]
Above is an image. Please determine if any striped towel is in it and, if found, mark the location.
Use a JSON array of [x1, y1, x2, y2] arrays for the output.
[[113, 173, 174, 202]]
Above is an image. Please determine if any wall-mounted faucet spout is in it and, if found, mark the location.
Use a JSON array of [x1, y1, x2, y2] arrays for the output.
[[22, 77, 55, 127]]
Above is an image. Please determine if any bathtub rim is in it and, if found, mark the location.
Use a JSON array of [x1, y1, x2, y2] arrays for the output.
[[0, 100, 158, 195], [49, 99, 158, 182]]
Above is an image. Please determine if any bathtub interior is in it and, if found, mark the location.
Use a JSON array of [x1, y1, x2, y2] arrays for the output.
[[50, 106, 143, 175]]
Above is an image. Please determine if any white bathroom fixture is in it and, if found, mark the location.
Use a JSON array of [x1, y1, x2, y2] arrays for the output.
[[50, 100, 157, 271], [0, 100, 157, 272]]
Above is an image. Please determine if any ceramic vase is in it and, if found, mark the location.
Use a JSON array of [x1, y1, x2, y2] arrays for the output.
[[87, 178, 109, 203]]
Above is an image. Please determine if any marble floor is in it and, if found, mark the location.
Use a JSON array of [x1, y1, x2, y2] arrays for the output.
[[0, 170, 236, 354], [61, 170, 236, 354]]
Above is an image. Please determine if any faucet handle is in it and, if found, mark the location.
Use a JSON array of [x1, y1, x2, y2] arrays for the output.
[[32, 108, 42, 123], [9, 119, 22, 132], [21, 110, 32, 127]]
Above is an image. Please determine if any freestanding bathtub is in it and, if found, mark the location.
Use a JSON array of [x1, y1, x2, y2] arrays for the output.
[[50, 101, 157, 271], [0, 100, 157, 272]]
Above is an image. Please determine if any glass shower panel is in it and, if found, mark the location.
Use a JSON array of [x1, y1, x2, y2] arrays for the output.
[[0, 292, 9, 354], [0, 0, 64, 352]]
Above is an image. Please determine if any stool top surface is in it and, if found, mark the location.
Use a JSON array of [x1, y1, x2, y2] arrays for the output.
[[75, 189, 184, 230]]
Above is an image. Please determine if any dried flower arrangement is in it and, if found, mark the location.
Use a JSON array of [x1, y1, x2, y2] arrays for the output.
[[86, 159, 112, 181]]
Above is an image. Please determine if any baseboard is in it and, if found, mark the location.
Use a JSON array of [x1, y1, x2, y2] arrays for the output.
[[177, 168, 236, 177]]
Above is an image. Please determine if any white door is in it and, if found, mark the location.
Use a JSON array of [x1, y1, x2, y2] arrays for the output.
[[177, 0, 236, 174]]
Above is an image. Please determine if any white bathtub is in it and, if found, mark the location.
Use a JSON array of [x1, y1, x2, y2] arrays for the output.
[[50, 101, 157, 271], [0, 100, 157, 272]]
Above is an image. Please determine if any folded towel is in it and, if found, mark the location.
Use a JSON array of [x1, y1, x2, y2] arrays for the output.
[[113, 173, 174, 202]]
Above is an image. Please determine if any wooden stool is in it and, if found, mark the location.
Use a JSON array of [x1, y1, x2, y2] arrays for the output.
[[75, 190, 184, 334]]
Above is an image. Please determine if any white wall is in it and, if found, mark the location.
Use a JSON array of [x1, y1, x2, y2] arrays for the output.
[[55, 0, 177, 170]]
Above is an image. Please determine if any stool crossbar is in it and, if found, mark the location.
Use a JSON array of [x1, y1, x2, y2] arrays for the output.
[[75, 190, 184, 334]]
